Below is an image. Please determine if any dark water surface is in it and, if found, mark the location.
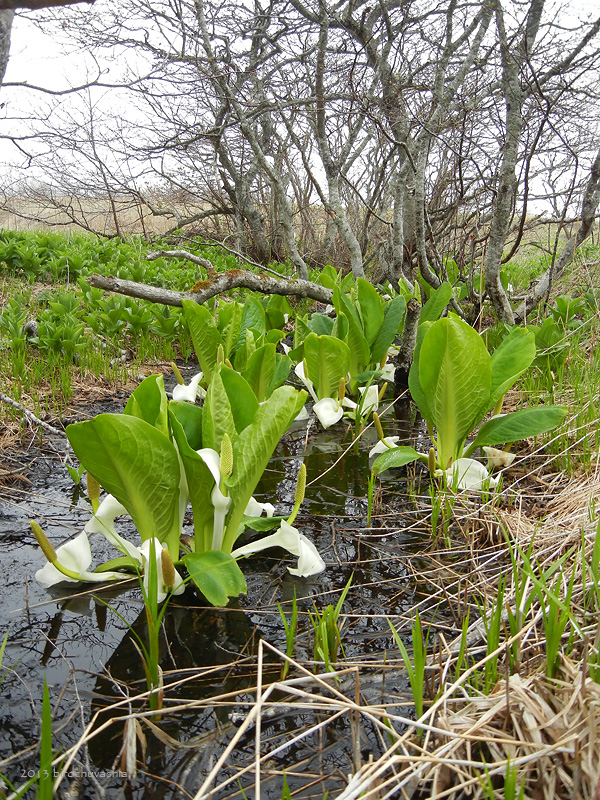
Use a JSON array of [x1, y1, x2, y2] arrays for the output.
[[0, 395, 438, 799]]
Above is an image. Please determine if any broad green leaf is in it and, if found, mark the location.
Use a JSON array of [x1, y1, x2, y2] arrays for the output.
[[309, 313, 334, 336], [183, 551, 247, 606], [342, 310, 370, 376], [202, 368, 237, 452], [242, 343, 277, 403], [357, 277, 384, 346], [169, 401, 203, 450], [221, 301, 243, 360], [238, 295, 266, 346], [485, 327, 536, 417], [408, 321, 434, 422], [469, 406, 568, 452], [316, 265, 339, 289], [270, 353, 292, 393], [293, 314, 311, 348], [372, 446, 424, 476], [169, 409, 217, 552], [419, 281, 453, 326], [419, 316, 491, 468], [220, 365, 259, 430], [304, 333, 351, 398], [124, 374, 169, 437], [265, 294, 292, 330], [332, 285, 361, 329], [265, 329, 284, 344], [182, 299, 222, 381], [331, 311, 349, 343], [222, 386, 307, 552], [241, 514, 285, 531], [370, 295, 406, 364], [232, 327, 257, 372], [66, 414, 181, 555]]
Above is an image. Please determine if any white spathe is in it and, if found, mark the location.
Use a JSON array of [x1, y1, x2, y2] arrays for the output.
[[245, 496, 275, 517], [312, 397, 344, 428], [84, 494, 142, 563], [358, 385, 379, 415], [380, 363, 396, 382], [483, 446, 516, 469], [437, 458, 499, 491], [369, 436, 400, 458], [139, 538, 186, 604], [172, 372, 205, 403], [35, 531, 123, 588], [294, 362, 318, 402], [231, 519, 326, 577], [196, 447, 232, 550]]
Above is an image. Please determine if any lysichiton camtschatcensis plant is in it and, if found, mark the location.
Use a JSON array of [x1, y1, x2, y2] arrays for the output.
[[32, 368, 319, 606], [372, 315, 567, 489]]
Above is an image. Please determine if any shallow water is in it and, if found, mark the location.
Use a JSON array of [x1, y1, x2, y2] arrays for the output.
[[0, 394, 433, 798]]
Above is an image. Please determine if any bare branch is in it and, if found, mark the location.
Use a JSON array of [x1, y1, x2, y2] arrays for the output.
[[88, 270, 333, 306]]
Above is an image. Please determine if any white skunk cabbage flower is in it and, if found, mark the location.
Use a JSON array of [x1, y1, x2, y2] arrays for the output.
[[35, 531, 124, 588], [483, 446, 516, 469], [369, 436, 400, 458], [294, 362, 318, 402], [380, 363, 396, 382], [231, 519, 325, 577], [139, 538, 186, 604], [196, 447, 232, 550], [172, 372, 205, 403], [84, 494, 142, 563], [245, 497, 275, 517], [437, 458, 499, 491], [358, 385, 379, 415], [312, 397, 344, 428]]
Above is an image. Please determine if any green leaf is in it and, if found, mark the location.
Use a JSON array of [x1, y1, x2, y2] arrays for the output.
[[469, 406, 568, 451], [182, 299, 222, 381], [304, 333, 351, 399], [66, 414, 181, 556], [124, 374, 169, 437], [183, 551, 247, 606], [222, 386, 307, 552], [238, 295, 266, 346], [270, 353, 292, 393], [332, 285, 361, 329], [341, 310, 370, 376], [202, 368, 237, 452], [169, 409, 218, 552], [221, 301, 243, 360], [169, 401, 203, 450], [241, 514, 285, 531], [242, 342, 277, 403], [38, 678, 54, 800], [408, 321, 434, 422], [419, 281, 453, 326], [265, 328, 284, 344], [419, 316, 491, 468], [357, 278, 384, 346], [293, 314, 311, 348], [331, 311, 349, 343], [486, 327, 536, 414], [370, 295, 406, 364], [220, 365, 259, 431], [372, 446, 423, 476], [308, 313, 334, 336]]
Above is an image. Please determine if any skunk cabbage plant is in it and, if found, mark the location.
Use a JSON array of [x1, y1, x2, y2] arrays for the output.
[[373, 315, 567, 483], [32, 368, 315, 606]]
